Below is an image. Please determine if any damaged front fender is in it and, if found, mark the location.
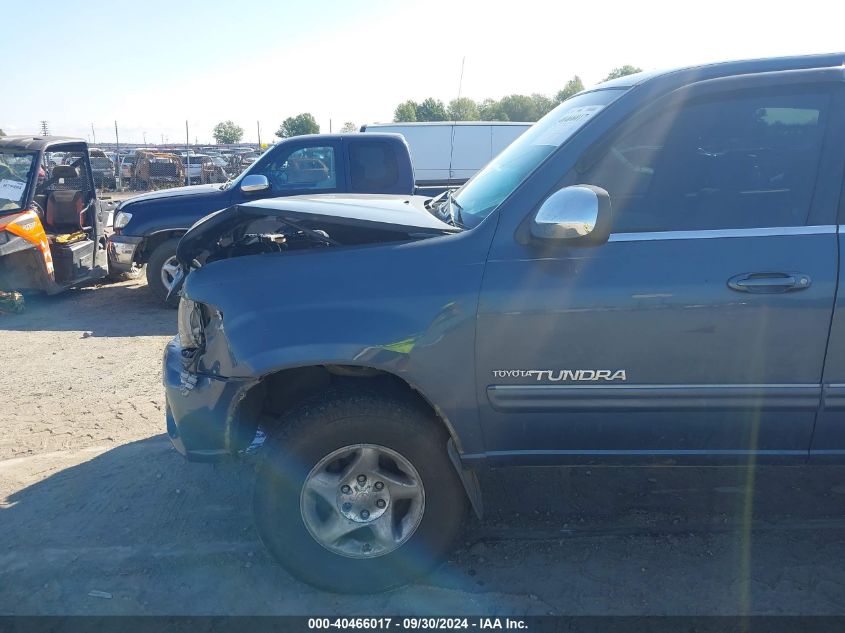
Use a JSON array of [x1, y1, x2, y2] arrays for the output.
[[163, 338, 264, 461]]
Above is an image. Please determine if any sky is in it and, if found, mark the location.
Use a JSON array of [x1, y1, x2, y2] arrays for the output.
[[2, 0, 845, 145]]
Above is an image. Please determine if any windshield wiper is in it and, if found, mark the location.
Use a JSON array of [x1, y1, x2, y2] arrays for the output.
[[446, 190, 466, 229], [426, 190, 448, 209]]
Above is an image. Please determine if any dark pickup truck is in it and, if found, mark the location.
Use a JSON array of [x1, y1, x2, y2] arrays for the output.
[[107, 133, 420, 304], [164, 52, 845, 593]]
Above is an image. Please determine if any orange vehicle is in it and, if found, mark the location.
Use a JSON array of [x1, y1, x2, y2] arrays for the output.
[[0, 136, 109, 294]]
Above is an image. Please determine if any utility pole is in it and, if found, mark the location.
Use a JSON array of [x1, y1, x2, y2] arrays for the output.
[[185, 120, 190, 186], [257, 121, 261, 147], [329, 119, 332, 133], [115, 120, 122, 191], [39, 120, 49, 136], [143, 131, 146, 145], [91, 123, 96, 145]]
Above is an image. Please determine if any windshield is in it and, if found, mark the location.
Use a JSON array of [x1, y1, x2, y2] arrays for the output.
[[0, 150, 37, 213], [453, 89, 625, 228]]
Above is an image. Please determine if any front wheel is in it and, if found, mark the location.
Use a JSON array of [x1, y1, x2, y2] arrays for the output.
[[145, 238, 181, 307], [253, 390, 468, 593]]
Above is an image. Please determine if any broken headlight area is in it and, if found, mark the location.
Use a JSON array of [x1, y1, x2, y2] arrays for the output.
[[178, 297, 210, 351]]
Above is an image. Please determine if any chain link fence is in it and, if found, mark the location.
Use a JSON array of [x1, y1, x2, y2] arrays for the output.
[[88, 142, 263, 193]]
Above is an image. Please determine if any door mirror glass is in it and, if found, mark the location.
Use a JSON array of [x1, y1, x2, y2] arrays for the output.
[[240, 174, 270, 193], [530, 185, 611, 244]]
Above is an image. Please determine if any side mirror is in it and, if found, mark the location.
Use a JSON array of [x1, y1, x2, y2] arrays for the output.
[[240, 174, 269, 194], [529, 185, 612, 245]]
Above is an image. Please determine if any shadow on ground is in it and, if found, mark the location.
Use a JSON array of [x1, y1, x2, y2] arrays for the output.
[[0, 278, 174, 337], [3, 437, 845, 615]]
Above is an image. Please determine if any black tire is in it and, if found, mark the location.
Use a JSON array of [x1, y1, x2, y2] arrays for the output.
[[253, 389, 468, 593], [145, 238, 181, 308]]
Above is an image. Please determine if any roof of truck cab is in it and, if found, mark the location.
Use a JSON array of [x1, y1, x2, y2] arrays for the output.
[[363, 121, 532, 128], [596, 52, 845, 90], [269, 133, 405, 142], [0, 136, 86, 151]]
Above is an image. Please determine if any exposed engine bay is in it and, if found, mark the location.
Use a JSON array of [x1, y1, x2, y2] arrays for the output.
[[204, 219, 404, 264], [177, 200, 458, 272]]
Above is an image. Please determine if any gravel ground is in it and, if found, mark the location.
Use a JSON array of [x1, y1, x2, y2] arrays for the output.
[[1, 277, 845, 615]]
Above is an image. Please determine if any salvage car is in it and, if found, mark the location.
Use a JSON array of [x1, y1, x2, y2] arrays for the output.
[[130, 150, 184, 191], [200, 155, 228, 184], [182, 154, 208, 185], [89, 149, 117, 190], [0, 136, 109, 293], [109, 133, 422, 305], [163, 52, 845, 592], [119, 155, 135, 185]]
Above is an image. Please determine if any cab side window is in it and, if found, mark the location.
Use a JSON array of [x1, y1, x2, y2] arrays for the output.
[[577, 90, 831, 232], [260, 145, 337, 192]]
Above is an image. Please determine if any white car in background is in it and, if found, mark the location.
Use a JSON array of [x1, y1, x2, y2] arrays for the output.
[[182, 154, 208, 184]]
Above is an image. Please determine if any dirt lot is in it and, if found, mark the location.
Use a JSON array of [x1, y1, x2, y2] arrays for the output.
[[2, 277, 845, 615]]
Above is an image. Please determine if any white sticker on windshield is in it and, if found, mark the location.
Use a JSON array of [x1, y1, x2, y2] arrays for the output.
[[0, 179, 26, 202], [532, 105, 605, 146]]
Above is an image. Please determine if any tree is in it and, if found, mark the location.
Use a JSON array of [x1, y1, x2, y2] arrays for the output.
[[275, 113, 320, 138], [447, 97, 479, 121], [393, 99, 419, 123], [498, 94, 540, 122], [603, 65, 642, 82], [394, 100, 418, 122], [340, 121, 358, 133], [0, 128, 5, 137], [530, 93, 556, 118], [212, 120, 243, 144], [555, 76, 585, 103], [416, 98, 448, 122], [478, 98, 509, 121]]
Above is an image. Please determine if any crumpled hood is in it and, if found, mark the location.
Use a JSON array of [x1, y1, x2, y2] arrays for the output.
[[240, 193, 453, 229], [120, 183, 222, 206], [175, 194, 457, 267]]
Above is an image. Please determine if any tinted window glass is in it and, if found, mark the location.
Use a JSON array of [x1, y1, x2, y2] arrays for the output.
[[578, 90, 830, 232], [259, 145, 336, 192], [348, 141, 399, 192]]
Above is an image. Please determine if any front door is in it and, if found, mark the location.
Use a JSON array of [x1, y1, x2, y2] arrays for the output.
[[240, 140, 342, 203], [476, 75, 844, 463]]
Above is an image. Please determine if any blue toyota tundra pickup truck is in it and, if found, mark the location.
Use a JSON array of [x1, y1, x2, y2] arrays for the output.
[[107, 133, 419, 305], [163, 53, 845, 592]]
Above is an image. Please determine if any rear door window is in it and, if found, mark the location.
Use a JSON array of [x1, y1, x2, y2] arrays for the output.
[[348, 141, 400, 191]]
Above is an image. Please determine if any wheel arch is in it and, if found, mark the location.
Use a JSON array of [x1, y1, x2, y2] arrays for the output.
[[137, 229, 187, 264], [234, 363, 483, 517]]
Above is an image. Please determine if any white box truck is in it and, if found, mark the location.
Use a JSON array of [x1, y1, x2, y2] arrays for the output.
[[360, 121, 531, 187]]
